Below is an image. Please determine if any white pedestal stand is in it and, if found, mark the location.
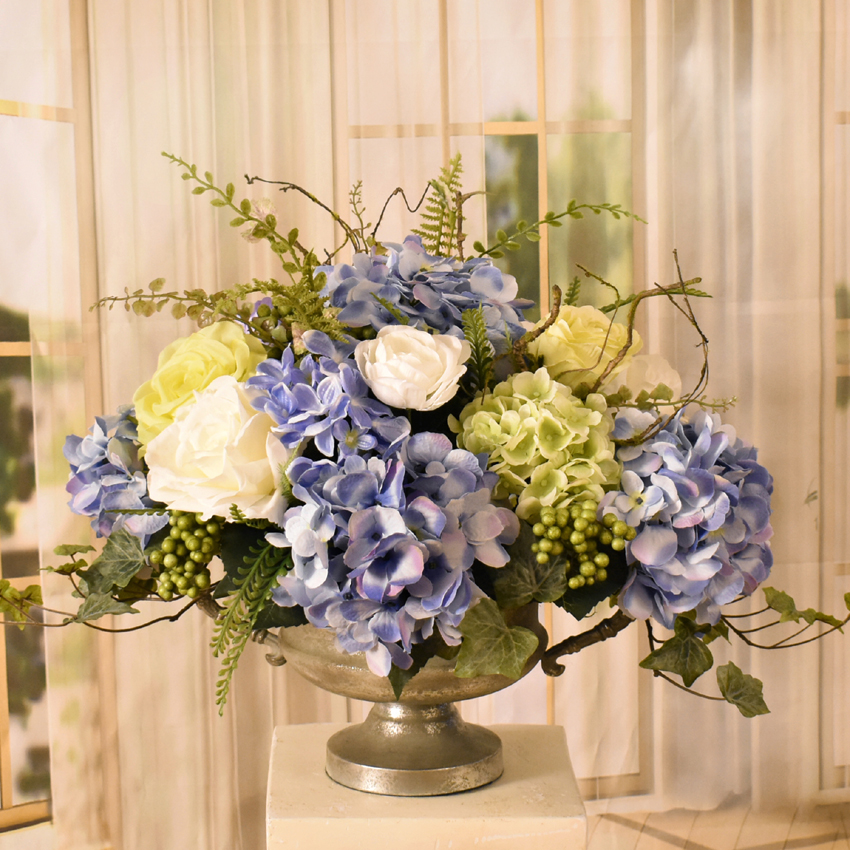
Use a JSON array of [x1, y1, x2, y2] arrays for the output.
[[267, 723, 586, 850]]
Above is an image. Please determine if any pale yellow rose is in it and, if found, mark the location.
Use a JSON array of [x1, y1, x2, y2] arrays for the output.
[[133, 321, 266, 446], [527, 304, 642, 390]]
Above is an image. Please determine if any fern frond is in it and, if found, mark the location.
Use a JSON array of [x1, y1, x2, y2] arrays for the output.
[[565, 276, 582, 306], [411, 153, 464, 256], [461, 306, 495, 395], [211, 543, 291, 713], [371, 294, 410, 325]]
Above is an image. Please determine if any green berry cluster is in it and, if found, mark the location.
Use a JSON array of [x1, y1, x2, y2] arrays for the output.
[[148, 511, 222, 601], [530, 500, 637, 590]]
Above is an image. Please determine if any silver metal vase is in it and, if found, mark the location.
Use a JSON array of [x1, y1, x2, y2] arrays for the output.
[[275, 603, 548, 796]]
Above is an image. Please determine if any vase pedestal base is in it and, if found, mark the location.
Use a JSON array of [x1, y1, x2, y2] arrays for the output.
[[326, 702, 503, 796], [268, 723, 587, 850]]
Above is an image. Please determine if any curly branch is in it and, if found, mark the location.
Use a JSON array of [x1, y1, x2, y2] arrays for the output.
[[542, 609, 633, 676]]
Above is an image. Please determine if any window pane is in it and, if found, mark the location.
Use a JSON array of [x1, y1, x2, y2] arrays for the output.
[[0, 356, 37, 571], [7, 609, 51, 806], [546, 132, 633, 308], [0, 0, 73, 107], [484, 134, 540, 320], [0, 306, 29, 344]]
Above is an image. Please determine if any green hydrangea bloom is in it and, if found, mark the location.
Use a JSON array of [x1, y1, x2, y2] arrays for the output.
[[450, 367, 620, 520]]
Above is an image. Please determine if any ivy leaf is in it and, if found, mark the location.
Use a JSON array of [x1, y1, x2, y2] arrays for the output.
[[763, 586, 843, 631], [493, 522, 567, 607], [455, 599, 538, 680], [800, 609, 844, 630], [78, 528, 146, 595], [639, 617, 714, 687], [0, 581, 43, 628], [75, 592, 138, 622], [763, 587, 801, 623], [716, 662, 770, 718], [53, 544, 95, 557]]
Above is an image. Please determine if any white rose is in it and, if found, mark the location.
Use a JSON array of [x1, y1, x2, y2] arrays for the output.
[[354, 326, 471, 411], [618, 354, 683, 401], [145, 375, 290, 524]]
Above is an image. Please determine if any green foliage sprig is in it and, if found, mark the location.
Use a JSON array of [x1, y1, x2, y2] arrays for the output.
[[473, 201, 647, 260], [211, 533, 292, 714], [411, 152, 464, 257], [461, 306, 495, 395]]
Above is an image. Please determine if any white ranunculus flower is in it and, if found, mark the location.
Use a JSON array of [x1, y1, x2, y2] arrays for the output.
[[618, 354, 683, 402], [527, 304, 642, 390], [354, 326, 472, 411], [145, 375, 290, 524]]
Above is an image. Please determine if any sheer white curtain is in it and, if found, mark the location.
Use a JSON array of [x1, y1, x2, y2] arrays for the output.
[[12, 0, 847, 846]]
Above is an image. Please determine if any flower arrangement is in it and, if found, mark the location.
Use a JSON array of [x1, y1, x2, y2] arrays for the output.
[[21, 152, 846, 718]]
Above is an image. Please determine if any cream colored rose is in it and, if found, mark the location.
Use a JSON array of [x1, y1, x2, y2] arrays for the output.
[[133, 321, 266, 446], [617, 353, 683, 402], [145, 376, 289, 524], [527, 304, 642, 390], [354, 326, 471, 411]]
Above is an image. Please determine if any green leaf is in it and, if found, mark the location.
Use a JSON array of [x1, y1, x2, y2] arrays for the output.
[[763, 587, 800, 623], [639, 618, 714, 687], [701, 619, 730, 644], [191, 186, 206, 195], [78, 528, 146, 595], [204, 171, 214, 183], [525, 231, 541, 242], [493, 522, 567, 607], [171, 302, 187, 319], [716, 662, 770, 718], [845, 592, 850, 612], [210, 198, 226, 207], [230, 217, 247, 227], [53, 543, 95, 557], [148, 278, 166, 293], [239, 199, 252, 215], [472, 240, 486, 253], [75, 593, 138, 622], [495, 229, 508, 242], [763, 586, 843, 630], [555, 548, 629, 620], [253, 603, 308, 632], [455, 599, 539, 680], [516, 219, 528, 231], [489, 250, 504, 259], [225, 182, 235, 200], [0, 581, 44, 627]]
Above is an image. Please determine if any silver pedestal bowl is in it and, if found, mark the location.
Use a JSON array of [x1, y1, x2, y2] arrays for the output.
[[275, 603, 548, 796]]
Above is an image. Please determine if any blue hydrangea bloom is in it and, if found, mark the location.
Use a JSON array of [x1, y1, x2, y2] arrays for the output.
[[63, 407, 169, 546], [247, 331, 409, 459], [602, 409, 774, 628], [316, 235, 534, 354], [267, 430, 520, 676]]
